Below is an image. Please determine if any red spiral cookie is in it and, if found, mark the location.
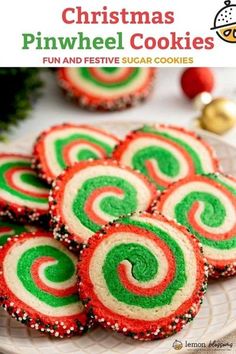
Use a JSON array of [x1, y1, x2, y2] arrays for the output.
[[113, 124, 219, 190], [155, 173, 236, 278], [50, 160, 157, 251], [78, 212, 208, 341], [0, 231, 93, 337], [0, 154, 50, 225], [32, 124, 119, 183], [57, 68, 156, 111]]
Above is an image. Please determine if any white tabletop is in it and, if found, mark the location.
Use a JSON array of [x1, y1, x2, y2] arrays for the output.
[[7, 68, 236, 145]]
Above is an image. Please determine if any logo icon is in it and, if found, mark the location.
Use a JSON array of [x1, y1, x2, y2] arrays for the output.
[[211, 1, 236, 43], [173, 340, 183, 350]]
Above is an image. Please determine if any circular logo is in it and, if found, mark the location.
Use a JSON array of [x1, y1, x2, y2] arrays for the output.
[[211, 1, 236, 43], [173, 340, 183, 350]]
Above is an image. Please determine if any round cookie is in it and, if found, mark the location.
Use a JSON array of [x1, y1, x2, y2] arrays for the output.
[[155, 173, 236, 278], [0, 231, 93, 337], [57, 68, 156, 111], [113, 124, 219, 190], [50, 160, 157, 251], [0, 219, 37, 247], [78, 212, 208, 341], [0, 154, 50, 225], [32, 123, 119, 183]]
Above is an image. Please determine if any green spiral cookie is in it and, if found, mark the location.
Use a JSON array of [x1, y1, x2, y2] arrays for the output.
[[157, 173, 236, 278], [32, 123, 119, 183], [57, 68, 156, 111], [50, 160, 157, 250], [0, 231, 93, 337], [113, 124, 219, 190], [0, 153, 49, 224], [78, 212, 208, 340]]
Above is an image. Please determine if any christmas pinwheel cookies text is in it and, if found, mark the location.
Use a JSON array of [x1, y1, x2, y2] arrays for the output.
[[78, 213, 208, 340]]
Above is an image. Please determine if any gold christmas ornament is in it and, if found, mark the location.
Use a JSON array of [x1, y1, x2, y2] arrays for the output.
[[198, 98, 236, 135]]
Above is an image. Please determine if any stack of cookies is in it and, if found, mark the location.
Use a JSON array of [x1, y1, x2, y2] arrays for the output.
[[0, 121, 235, 341]]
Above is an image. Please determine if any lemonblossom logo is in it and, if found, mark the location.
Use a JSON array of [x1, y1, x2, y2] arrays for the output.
[[172, 339, 233, 351], [211, 1, 236, 43], [172, 340, 183, 350]]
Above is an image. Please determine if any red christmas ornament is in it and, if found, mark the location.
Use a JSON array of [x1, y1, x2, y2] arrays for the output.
[[180, 68, 215, 99]]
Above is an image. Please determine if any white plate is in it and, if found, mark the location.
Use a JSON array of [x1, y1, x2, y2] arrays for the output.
[[0, 122, 236, 354]]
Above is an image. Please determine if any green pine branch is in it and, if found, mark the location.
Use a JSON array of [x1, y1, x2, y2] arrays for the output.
[[0, 68, 43, 140]]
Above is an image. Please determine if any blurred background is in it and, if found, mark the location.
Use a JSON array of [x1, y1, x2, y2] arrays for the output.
[[0, 68, 236, 145]]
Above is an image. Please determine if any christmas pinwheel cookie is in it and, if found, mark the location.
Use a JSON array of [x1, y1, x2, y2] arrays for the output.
[[50, 160, 157, 251], [113, 124, 219, 190], [78, 212, 208, 340], [0, 154, 50, 225], [0, 231, 92, 337], [0, 219, 37, 247], [32, 123, 119, 183], [57, 68, 156, 111], [156, 173, 236, 278]]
